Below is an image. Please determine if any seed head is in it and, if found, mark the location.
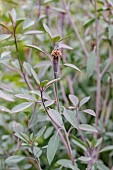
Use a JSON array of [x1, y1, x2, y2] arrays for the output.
[[51, 49, 62, 58]]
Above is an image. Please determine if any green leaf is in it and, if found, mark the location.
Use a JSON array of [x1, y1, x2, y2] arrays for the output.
[[24, 30, 43, 35], [95, 137, 103, 148], [48, 109, 63, 127], [0, 22, 9, 30], [78, 156, 91, 162], [11, 101, 33, 113], [23, 19, 35, 29], [79, 124, 98, 133], [68, 164, 80, 170], [63, 108, 78, 129], [79, 96, 90, 108], [26, 44, 44, 53], [46, 78, 60, 88], [16, 18, 25, 28], [35, 126, 46, 140], [5, 155, 25, 164], [64, 63, 81, 72], [23, 62, 32, 76], [108, 25, 113, 39], [86, 51, 96, 78], [100, 145, 113, 153], [12, 121, 24, 133], [14, 132, 29, 143], [47, 132, 59, 164], [83, 18, 95, 29], [31, 68, 40, 85], [69, 94, 79, 107], [0, 34, 11, 41], [72, 138, 87, 151], [52, 36, 61, 43], [40, 80, 48, 88], [83, 109, 96, 116]]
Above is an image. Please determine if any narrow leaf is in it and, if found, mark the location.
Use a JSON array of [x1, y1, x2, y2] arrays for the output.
[[31, 68, 40, 85], [46, 78, 60, 88], [78, 156, 91, 162], [26, 44, 44, 53], [47, 132, 59, 164], [79, 124, 98, 133], [64, 63, 81, 72], [79, 96, 90, 108], [5, 155, 25, 164], [63, 108, 78, 129], [69, 94, 79, 107], [100, 145, 113, 153], [11, 102, 33, 113], [0, 34, 11, 41], [83, 109, 96, 116]]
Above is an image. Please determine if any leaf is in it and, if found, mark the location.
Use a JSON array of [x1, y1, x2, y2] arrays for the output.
[[39, 100, 54, 109], [51, 7, 66, 13], [64, 63, 81, 72], [46, 78, 60, 88], [31, 68, 40, 85], [26, 44, 44, 53], [63, 108, 78, 129], [43, 23, 53, 39], [59, 43, 73, 50], [0, 22, 9, 30], [69, 94, 79, 107], [57, 159, 72, 168], [10, 8, 17, 23], [96, 161, 110, 170], [83, 109, 96, 116], [5, 155, 25, 164], [0, 90, 14, 102], [68, 164, 80, 170], [52, 36, 61, 43], [0, 34, 11, 41], [83, 18, 95, 29], [44, 126, 54, 139], [23, 62, 32, 76], [11, 101, 33, 113], [40, 80, 48, 88], [100, 145, 113, 153], [12, 121, 24, 133], [15, 93, 37, 102], [95, 137, 103, 148], [1, 51, 11, 58], [35, 126, 46, 140], [72, 137, 87, 151], [79, 124, 98, 133], [16, 18, 25, 27], [79, 96, 90, 108], [78, 156, 91, 162], [0, 106, 10, 113], [47, 132, 59, 164], [86, 51, 96, 78], [14, 132, 29, 143], [24, 30, 43, 35], [23, 19, 35, 29], [48, 109, 63, 127]]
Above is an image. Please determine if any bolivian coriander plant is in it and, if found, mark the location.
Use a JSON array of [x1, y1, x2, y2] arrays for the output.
[[0, 0, 113, 170]]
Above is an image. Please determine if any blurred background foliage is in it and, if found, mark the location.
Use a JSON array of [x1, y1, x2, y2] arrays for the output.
[[0, 0, 113, 169]]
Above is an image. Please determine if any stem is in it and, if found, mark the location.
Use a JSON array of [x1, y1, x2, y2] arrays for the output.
[[13, 28, 32, 90], [95, 0, 101, 138], [31, 145, 42, 170], [54, 71, 60, 112]]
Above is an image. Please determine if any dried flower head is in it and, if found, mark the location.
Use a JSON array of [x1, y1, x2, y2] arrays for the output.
[[51, 49, 62, 58]]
